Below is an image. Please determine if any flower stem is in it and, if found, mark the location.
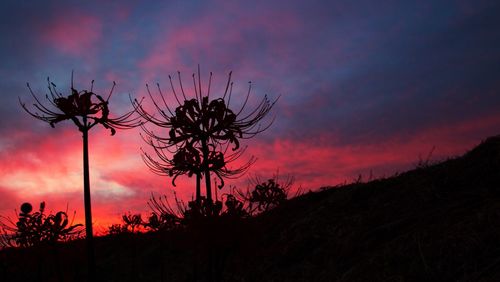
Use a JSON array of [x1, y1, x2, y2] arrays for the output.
[[82, 116, 96, 279]]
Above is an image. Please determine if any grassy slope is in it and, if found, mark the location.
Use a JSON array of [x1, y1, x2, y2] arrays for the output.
[[234, 135, 500, 281], [2, 136, 500, 281]]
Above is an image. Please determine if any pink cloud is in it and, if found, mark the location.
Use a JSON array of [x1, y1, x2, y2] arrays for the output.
[[244, 111, 500, 190], [39, 11, 102, 57], [137, 6, 306, 83]]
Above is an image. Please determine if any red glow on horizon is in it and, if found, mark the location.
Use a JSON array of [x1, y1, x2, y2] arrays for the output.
[[1, 111, 499, 232]]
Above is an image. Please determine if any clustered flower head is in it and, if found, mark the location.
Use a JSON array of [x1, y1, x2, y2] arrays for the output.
[[134, 68, 277, 193], [169, 97, 241, 149], [143, 138, 253, 189], [20, 73, 141, 135]]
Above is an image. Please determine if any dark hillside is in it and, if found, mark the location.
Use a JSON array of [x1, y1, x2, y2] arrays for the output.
[[2, 136, 500, 281], [230, 135, 500, 281]]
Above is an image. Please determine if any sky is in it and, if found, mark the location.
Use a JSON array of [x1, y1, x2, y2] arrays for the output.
[[0, 0, 499, 230]]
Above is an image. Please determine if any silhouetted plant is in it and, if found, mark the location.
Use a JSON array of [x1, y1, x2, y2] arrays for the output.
[[19, 73, 141, 276], [133, 67, 277, 212], [146, 193, 223, 227], [107, 213, 145, 235], [0, 202, 82, 248], [142, 143, 253, 195], [145, 193, 183, 231], [122, 213, 144, 233], [415, 146, 436, 169], [145, 193, 245, 229], [107, 224, 128, 235], [220, 194, 248, 218], [21, 74, 139, 135], [183, 197, 224, 223], [235, 174, 295, 214], [250, 179, 287, 212], [142, 213, 167, 231]]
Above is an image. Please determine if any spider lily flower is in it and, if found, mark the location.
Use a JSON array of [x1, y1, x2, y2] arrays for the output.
[[134, 67, 277, 205], [20, 76, 141, 135], [142, 140, 255, 189]]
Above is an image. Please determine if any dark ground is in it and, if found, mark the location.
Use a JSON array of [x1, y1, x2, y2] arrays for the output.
[[2, 136, 500, 281]]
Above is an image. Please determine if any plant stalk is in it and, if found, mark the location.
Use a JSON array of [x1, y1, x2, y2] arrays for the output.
[[82, 116, 96, 280], [201, 139, 212, 205]]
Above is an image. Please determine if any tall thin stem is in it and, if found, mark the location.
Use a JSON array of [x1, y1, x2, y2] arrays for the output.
[[196, 173, 201, 204], [82, 116, 96, 279], [201, 138, 212, 205]]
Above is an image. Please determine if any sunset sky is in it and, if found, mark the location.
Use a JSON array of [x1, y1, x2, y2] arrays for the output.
[[1, 0, 499, 230]]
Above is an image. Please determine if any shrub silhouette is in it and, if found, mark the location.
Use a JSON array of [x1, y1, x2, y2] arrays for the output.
[[107, 213, 144, 234], [145, 193, 183, 231], [107, 224, 127, 235], [0, 202, 82, 248], [145, 193, 225, 228], [142, 191, 251, 231], [122, 213, 144, 233], [221, 194, 248, 218], [19, 73, 141, 277], [133, 66, 277, 214], [235, 174, 295, 215], [183, 197, 224, 222], [250, 179, 287, 212], [142, 173, 294, 230]]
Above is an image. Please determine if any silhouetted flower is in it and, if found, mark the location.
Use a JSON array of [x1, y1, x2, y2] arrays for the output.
[[20, 74, 141, 135], [133, 67, 277, 205]]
